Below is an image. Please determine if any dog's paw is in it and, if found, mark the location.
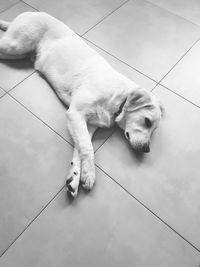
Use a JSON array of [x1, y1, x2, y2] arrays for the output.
[[66, 165, 80, 198], [81, 161, 96, 190]]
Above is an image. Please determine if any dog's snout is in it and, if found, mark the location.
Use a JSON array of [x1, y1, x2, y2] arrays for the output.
[[125, 131, 130, 140], [142, 143, 150, 153]]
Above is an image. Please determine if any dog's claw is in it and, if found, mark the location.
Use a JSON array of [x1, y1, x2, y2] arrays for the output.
[[67, 182, 78, 198], [67, 183, 75, 193], [66, 176, 73, 185], [67, 188, 77, 199]]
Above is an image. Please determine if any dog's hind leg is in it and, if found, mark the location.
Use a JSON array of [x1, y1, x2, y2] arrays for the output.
[[0, 37, 28, 60], [0, 17, 38, 60], [0, 19, 27, 59]]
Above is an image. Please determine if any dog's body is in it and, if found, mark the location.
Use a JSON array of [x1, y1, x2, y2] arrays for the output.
[[0, 12, 163, 197]]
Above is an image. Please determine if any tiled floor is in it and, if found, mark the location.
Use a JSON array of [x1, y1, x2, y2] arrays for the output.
[[0, 0, 200, 266]]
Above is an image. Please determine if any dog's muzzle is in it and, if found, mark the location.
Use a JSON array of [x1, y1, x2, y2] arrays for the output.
[[133, 142, 150, 153], [125, 132, 150, 153]]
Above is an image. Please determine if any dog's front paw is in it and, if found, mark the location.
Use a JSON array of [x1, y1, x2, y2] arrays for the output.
[[81, 161, 96, 190], [66, 164, 80, 198]]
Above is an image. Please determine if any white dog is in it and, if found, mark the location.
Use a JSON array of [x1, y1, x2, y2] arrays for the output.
[[0, 12, 163, 197]]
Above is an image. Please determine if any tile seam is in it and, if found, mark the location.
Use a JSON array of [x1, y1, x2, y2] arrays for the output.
[[0, 1, 20, 15], [20, 0, 39, 11], [82, 37, 158, 84], [144, 0, 200, 29], [156, 37, 200, 86], [6, 92, 73, 147], [81, 0, 130, 36], [96, 164, 200, 254], [6, 70, 36, 94], [154, 83, 200, 110], [0, 185, 65, 258]]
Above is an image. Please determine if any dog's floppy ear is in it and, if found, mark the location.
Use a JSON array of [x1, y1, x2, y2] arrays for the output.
[[115, 87, 151, 124], [125, 87, 152, 112]]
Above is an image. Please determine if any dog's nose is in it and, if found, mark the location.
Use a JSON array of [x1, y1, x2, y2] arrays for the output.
[[142, 143, 150, 153]]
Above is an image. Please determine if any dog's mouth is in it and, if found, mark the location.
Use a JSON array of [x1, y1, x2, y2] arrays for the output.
[[125, 132, 150, 153], [132, 142, 150, 153]]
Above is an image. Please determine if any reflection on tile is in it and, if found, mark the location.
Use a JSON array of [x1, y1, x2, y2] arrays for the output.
[[0, 94, 72, 255], [0, 0, 18, 13], [10, 72, 115, 151], [148, 0, 200, 26], [162, 41, 200, 107], [23, 0, 126, 34], [0, 2, 36, 91], [0, 167, 199, 266], [96, 85, 200, 249], [85, 0, 200, 81]]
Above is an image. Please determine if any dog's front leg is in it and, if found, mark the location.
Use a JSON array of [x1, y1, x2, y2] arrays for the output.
[[66, 109, 96, 191], [66, 125, 97, 197]]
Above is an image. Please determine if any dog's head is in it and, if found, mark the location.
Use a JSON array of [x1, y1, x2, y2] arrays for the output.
[[115, 87, 163, 153]]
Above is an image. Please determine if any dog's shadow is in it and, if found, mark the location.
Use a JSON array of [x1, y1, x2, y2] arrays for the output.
[[118, 128, 146, 163], [1, 58, 33, 70]]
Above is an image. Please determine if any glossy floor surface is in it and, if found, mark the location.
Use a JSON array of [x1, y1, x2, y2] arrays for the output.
[[0, 1, 200, 266]]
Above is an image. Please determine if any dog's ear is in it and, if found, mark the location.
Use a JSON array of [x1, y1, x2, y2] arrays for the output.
[[125, 88, 152, 112]]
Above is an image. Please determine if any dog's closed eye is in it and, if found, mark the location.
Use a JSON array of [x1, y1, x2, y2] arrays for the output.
[[145, 117, 152, 128]]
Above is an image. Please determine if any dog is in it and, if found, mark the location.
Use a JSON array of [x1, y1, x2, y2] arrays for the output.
[[0, 12, 163, 197]]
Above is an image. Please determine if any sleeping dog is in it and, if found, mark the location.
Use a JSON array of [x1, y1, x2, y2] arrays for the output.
[[0, 12, 163, 197]]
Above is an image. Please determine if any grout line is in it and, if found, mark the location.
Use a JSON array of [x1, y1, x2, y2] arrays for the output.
[[156, 37, 200, 86], [20, 0, 39, 11], [150, 82, 159, 92], [84, 34, 200, 112], [94, 127, 117, 153], [7, 92, 73, 147], [154, 83, 200, 110], [82, 37, 158, 83], [145, 0, 200, 29], [0, 1, 20, 15], [0, 185, 65, 258], [7, 70, 36, 94], [81, 0, 130, 36], [0, 92, 6, 100], [96, 165, 200, 253]]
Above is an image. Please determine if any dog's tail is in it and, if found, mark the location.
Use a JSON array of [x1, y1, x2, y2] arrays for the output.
[[0, 20, 10, 31]]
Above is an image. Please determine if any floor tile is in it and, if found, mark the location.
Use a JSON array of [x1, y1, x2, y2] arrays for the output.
[[10, 72, 114, 151], [162, 40, 200, 107], [85, 39, 156, 90], [84, 0, 200, 81], [0, 0, 18, 13], [0, 94, 73, 255], [0, 2, 36, 91], [148, 0, 200, 26], [23, 0, 126, 35], [95, 85, 200, 250], [0, 167, 199, 267]]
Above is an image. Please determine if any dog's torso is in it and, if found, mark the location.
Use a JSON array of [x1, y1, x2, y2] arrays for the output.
[[25, 12, 136, 128]]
